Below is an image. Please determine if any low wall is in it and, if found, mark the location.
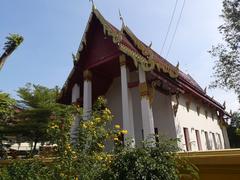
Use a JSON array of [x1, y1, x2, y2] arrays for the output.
[[179, 149, 240, 180]]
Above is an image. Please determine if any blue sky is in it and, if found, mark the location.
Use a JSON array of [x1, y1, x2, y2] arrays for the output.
[[0, 0, 239, 111]]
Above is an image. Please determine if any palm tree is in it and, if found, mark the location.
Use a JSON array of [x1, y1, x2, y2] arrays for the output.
[[0, 34, 24, 70]]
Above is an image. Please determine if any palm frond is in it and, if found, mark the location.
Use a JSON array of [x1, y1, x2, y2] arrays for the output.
[[3, 34, 24, 52]]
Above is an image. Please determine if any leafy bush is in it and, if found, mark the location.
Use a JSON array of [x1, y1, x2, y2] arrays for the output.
[[0, 97, 198, 179]]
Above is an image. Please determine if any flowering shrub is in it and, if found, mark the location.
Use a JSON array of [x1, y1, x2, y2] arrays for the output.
[[0, 97, 198, 179]]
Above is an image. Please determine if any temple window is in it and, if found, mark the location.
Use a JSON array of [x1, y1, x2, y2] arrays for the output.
[[183, 127, 191, 151], [211, 133, 218, 149], [195, 130, 202, 151], [204, 131, 211, 150], [217, 133, 223, 149]]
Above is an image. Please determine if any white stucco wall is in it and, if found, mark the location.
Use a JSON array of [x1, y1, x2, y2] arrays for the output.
[[105, 77, 123, 129], [103, 71, 228, 151], [130, 86, 143, 146], [152, 91, 177, 139], [129, 71, 177, 145], [105, 74, 144, 147], [173, 94, 226, 151], [105, 72, 178, 147]]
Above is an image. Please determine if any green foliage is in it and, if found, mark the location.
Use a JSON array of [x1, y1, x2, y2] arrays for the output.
[[209, 0, 240, 101], [101, 139, 178, 180], [0, 33, 23, 70], [14, 108, 52, 148], [0, 92, 16, 123], [3, 34, 24, 52], [0, 159, 50, 180], [0, 84, 66, 154], [17, 83, 59, 109], [227, 112, 240, 148], [13, 83, 62, 152], [230, 112, 240, 128], [0, 97, 198, 179], [0, 92, 16, 158]]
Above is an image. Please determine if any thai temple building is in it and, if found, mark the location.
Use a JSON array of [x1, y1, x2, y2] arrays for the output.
[[58, 7, 230, 151]]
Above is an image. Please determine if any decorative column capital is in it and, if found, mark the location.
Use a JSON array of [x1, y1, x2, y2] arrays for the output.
[[119, 54, 126, 66], [83, 69, 92, 81], [139, 82, 149, 97]]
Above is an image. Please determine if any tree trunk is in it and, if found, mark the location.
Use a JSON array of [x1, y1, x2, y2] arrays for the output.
[[0, 49, 14, 70], [33, 140, 37, 153]]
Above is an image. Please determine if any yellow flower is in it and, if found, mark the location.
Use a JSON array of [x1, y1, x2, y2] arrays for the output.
[[50, 124, 59, 129], [95, 117, 101, 122], [114, 124, 120, 129], [82, 124, 87, 128], [107, 154, 112, 158], [114, 137, 119, 141], [121, 130, 128, 135], [97, 143, 105, 149], [96, 155, 103, 161], [66, 144, 71, 150], [105, 108, 111, 114]]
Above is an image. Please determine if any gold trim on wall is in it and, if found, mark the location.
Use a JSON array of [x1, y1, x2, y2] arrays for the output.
[[119, 44, 179, 78], [139, 82, 149, 97], [83, 70, 92, 81], [119, 54, 126, 66], [93, 9, 179, 78]]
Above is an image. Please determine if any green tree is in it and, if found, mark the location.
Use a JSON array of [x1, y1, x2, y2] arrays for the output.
[[209, 0, 240, 101], [0, 92, 16, 122], [0, 92, 16, 159], [227, 112, 240, 147], [230, 112, 240, 128], [14, 83, 60, 152], [0, 34, 23, 70], [0, 84, 72, 156]]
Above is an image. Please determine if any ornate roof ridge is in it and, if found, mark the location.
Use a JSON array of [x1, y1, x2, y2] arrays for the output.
[[122, 24, 227, 111], [122, 26, 179, 78], [86, 9, 179, 78]]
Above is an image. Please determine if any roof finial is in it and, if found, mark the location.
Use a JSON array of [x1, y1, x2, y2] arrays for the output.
[[89, 0, 96, 10], [149, 41, 152, 48], [72, 53, 77, 66], [223, 101, 226, 110], [119, 9, 125, 29], [204, 87, 207, 94], [176, 61, 179, 69]]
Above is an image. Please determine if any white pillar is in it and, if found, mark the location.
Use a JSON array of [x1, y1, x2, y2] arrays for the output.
[[71, 83, 80, 144], [83, 70, 92, 120], [120, 55, 135, 147], [138, 66, 155, 144], [222, 125, 230, 149]]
